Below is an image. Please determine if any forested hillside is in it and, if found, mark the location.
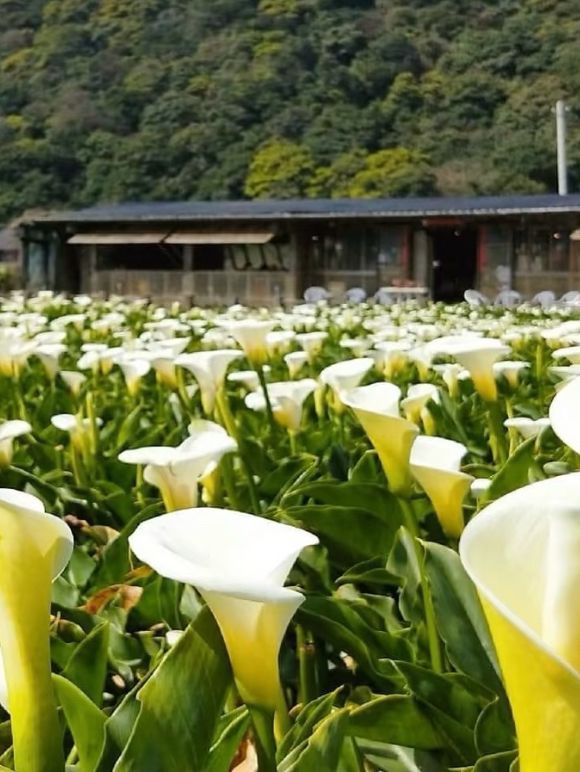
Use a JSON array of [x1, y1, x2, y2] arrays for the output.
[[0, 0, 578, 222]]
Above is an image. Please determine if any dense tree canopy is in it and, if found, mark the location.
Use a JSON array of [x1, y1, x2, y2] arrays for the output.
[[0, 0, 578, 222]]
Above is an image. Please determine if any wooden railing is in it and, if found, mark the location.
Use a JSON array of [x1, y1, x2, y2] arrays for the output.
[[90, 269, 297, 306]]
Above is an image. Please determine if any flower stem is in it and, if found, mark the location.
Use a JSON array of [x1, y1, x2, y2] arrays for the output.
[[256, 365, 276, 431], [215, 389, 261, 514], [248, 705, 277, 772], [296, 624, 317, 705], [399, 498, 443, 673], [487, 400, 508, 466]]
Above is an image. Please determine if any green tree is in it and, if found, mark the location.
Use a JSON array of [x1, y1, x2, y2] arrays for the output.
[[347, 147, 437, 197], [245, 139, 314, 198]]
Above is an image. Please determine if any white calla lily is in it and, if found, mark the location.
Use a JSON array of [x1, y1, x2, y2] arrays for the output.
[[319, 358, 374, 399], [129, 508, 318, 712], [0, 489, 73, 768], [549, 376, 580, 453], [410, 436, 473, 538], [460, 474, 580, 772], [0, 420, 31, 467], [400, 383, 440, 427], [284, 351, 309, 378], [295, 332, 328, 362], [504, 417, 551, 440], [35, 343, 67, 380], [59, 370, 86, 397], [266, 330, 295, 356], [245, 379, 318, 433], [437, 338, 511, 401], [552, 345, 580, 364], [51, 413, 100, 457], [493, 360, 529, 388], [119, 431, 237, 512], [219, 320, 275, 365], [227, 370, 260, 391], [175, 350, 243, 413], [117, 356, 151, 396], [341, 382, 419, 496]]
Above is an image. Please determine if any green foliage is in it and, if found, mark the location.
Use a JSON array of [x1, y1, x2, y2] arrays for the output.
[[0, 0, 576, 220], [245, 139, 314, 198]]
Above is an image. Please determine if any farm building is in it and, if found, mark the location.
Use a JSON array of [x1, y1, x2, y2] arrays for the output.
[[19, 194, 580, 305]]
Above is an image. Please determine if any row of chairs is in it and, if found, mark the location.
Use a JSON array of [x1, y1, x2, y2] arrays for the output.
[[465, 289, 580, 309]]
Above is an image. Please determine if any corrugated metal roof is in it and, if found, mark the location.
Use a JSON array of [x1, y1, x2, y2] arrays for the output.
[[27, 194, 580, 225]]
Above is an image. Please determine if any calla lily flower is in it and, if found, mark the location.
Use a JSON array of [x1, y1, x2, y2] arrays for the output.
[[549, 365, 580, 385], [35, 343, 67, 380], [284, 351, 309, 378], [410, 436, 473, 538], [266, 330, 295, 356], [471, 477, 492, 500], [175, 350, 243, 413], [552, 345, 580, 364], [460, 474, 580, 772], [319, 358, 374, 400], [220, 320, 275, 365], [433, 363, 468, 399], [150, 354, 179, 389], [128, 507, 318, 712], [227, 370, 261, 391], [493, 360, 529, 389], [117, 356, 151, 397], [295, 332, 328, 362], [245, 379, 318, 433], [51, 413, 101, 458], [0, 420, 31, 467], [0, 335, 36, 378], [0, 489, 73, 769], [341, 383, 419, 496], [59, 370, 86, 397], [119, 430, 237, 512], [340, 338, 371, 358], [400, 383, 440, 429], [549, 376, 580, 453], [374, 341, 412, 378], [440, 338, 511, 401], [504, 417, 551, 440]]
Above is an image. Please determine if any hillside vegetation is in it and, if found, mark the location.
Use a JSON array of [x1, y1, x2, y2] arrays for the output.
[[0, 0, 578, 222]]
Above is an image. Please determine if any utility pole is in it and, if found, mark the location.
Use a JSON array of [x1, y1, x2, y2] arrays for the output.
[[556, 99, 569, 195]]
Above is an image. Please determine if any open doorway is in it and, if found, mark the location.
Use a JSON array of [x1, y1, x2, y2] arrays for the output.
[[430, 227, 477, 302]]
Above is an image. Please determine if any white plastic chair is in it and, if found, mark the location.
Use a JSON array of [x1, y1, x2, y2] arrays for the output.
[[373, 287, 395, 305], [303, 286, 330, 303], [464, 289, 489, 307], [560, 290, 580, 306], [494, 290, 522, 308], [345, 287, 367, 303], [531, 290, 556, 309]]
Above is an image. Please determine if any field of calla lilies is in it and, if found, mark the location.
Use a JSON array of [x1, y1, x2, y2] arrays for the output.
[[0, 290, 578, 772]]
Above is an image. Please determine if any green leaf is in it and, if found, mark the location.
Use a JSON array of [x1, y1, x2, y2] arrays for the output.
[[348, 695, 443, 750], [487, 437, 538, 499], [62, 623, 110, 706], [278, 690, 342, 761], [278, 708, 351, 772], [53, 675, 106, 772], [298, 596, 407, 689], [115, 607, 231, 771], [206, 707, 250, 772], [422, 542, 504, 697], [286, 501, 401, 566], [395, 663, 488, 766]]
